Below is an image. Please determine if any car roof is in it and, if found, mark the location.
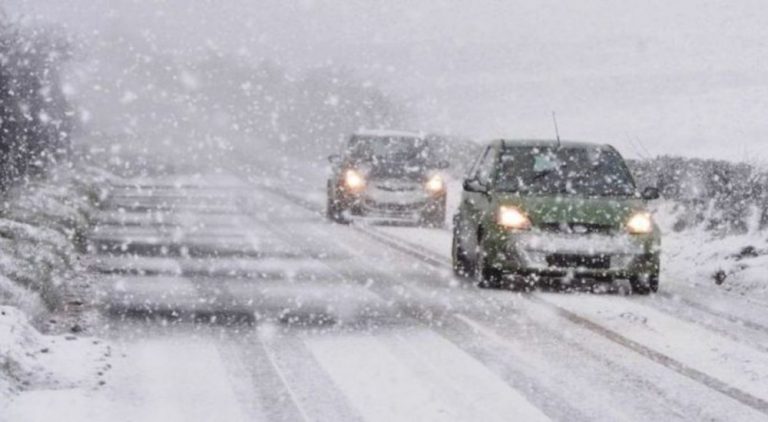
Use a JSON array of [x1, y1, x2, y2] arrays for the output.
[[353, 129, 425, 139], [490, 139, 611, 150]]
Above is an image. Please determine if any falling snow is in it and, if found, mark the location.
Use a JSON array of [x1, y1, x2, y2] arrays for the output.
[[2, 1, 768, 421]]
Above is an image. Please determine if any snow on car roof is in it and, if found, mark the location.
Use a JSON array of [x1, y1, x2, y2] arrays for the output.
[[353, 129, 426, 139]]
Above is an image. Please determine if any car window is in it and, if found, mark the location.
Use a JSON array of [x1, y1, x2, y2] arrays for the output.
[[496, 146, 636, 196]]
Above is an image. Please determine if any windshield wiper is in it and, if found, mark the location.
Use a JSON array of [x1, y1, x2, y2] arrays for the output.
[[530, 169, 555, 183]]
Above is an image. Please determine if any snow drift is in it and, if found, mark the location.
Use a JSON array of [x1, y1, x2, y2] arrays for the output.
[[0, 305, 109, 409], [0, 164, 113, 408], [0, 166, 105, 314]]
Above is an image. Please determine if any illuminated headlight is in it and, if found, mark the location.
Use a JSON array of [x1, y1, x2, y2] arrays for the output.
[[425, 174, 445, 193], [498, 206, 532, 230], [344, 169, 366, 191], [627, 212, 653, 234]]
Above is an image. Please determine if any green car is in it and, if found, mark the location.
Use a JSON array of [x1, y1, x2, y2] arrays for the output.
[[452, 140, 661, 294]]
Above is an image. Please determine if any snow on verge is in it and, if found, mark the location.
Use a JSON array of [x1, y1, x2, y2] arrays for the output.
[[656, 200, 768, 300], [0, 165, 112, 314], [0, 306, 110, 405], [0, 165, 118, 413]]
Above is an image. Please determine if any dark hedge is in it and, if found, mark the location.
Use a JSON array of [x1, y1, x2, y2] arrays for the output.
[[0, 21, 73, 186]]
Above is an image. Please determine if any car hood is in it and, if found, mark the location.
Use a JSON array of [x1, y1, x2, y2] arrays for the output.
[[496, 194, 645, 228]]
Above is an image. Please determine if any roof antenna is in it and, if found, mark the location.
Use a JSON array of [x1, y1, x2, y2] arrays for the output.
[[552, 111, 561, 148]]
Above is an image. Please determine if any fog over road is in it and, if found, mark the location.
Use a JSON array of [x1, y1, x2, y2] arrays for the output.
[[9, 163, 768, 421], [11, 0, 768, 160]]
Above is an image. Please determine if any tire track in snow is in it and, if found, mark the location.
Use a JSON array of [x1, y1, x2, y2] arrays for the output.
[[216, 330, 306, 421], [305, 330, 552, 422], [176, 189, 362, 421], [258, 329, 366, 422], [238, 183, 562, 421], [644, 293, 768, 354], [656, 291, 768, 335], [99, 180, 311, 421]]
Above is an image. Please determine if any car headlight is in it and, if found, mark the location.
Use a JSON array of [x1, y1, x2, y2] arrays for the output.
[[344, 169, 366, 191], [425, 174, 445, 193], [498, 206, 531, 230], [627, 212, 653, 234]]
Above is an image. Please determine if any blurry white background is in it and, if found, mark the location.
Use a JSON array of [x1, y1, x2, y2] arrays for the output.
[[8, 0, 768, 160]]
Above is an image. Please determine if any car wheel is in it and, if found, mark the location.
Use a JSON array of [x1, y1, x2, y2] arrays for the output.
[[326, 184, 348, 224], [452, 232, 474, 277], [421, 200, 446, 228], [630, 274, 659, 295], [423, 209, 445, 228], [476, 243, 504, 289], [508, 275, 535, 292]]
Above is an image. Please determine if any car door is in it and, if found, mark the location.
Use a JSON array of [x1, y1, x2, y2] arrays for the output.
[[457, 145, 497, 258]]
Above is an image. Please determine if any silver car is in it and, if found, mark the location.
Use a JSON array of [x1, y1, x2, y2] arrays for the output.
[[326, 130, 449, 226]]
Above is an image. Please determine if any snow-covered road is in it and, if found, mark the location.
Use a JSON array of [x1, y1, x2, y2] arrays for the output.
[[9, 171, 768, 421]]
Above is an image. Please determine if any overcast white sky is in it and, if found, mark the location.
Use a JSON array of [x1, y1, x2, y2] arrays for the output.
[[9, 0, 768, 161]]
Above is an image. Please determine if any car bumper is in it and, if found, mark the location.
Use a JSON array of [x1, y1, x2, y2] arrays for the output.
[[490, 231, 660, 279], [341, 189, 445, 219]]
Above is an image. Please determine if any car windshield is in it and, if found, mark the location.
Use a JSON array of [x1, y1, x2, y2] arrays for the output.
[[496, 146, 637, 197], [348, 136, 432, 165]]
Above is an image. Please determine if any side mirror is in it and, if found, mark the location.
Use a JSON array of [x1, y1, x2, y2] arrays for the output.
[[463, 179, 488, 194], [641, 186, 660, 200], [328, 154, 341, 165], [436, 160, 450, 170]]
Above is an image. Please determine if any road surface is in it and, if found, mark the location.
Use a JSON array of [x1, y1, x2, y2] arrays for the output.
[[10, 169, 768, 422]]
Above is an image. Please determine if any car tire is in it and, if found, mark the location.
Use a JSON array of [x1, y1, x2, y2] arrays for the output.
[[326, 183, 348, 224], [476, 244, 505, 289], [423, 209, 446, 228], [422, 199, 446, 228], [508, 275, 534, 292], [630, 274, 659, 295], [452, 232, 474, 277]]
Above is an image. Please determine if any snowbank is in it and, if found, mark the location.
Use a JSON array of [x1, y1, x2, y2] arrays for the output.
[[663, 229, 768, 298], [0, 165, 111, 314], [656, 201, 768, 300], [0, 164, 117, 408], [0, 306, 110, 407]]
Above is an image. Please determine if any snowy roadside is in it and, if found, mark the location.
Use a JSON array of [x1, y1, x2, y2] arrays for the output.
[[657, 200, 768, 301], [0, 165, 117, 414]]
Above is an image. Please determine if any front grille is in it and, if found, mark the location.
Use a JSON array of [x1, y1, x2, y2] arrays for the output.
[[375, 184, 417, 192], [363, 199, 425, 212], [539, 223, 615, 235], [546, 254, 611, 269], [371, 179, 420, 192]]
